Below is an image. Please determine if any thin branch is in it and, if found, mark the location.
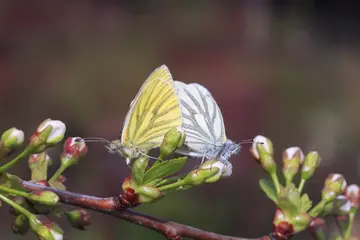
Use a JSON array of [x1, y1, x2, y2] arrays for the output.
[[22, 181, 270, 240]]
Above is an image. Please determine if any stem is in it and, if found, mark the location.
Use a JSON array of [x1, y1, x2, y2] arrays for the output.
[[0, 185, 30, 198], [49, 164, 68, 182], [270, 172, 281, 193], [0, 193, 34, 219], [0, 149, 30, 173], [298, 179, 306, 193], [22, 180, 266, 240], [153, 179, 186, 192], [345, 211, 356, 238]]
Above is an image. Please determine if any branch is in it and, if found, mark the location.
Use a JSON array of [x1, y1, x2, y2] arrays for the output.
[[22, 181, 270, 240]]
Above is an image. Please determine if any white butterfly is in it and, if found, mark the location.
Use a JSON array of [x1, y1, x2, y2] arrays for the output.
[[174, 81, 240, 165]]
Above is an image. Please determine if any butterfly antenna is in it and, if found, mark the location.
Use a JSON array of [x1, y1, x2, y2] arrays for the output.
[[77, 137, 111, 144]]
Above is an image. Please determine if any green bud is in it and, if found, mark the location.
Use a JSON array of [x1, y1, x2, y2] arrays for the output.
[[322, 174, 347, 202], [301, 151, 321, 181], [250, 135, 276, 174], [131, 156, 149, 186], [66, 209, 90, 230], [159, 127, 186, 159], [29, 216, 63, 240], [183, 168, 219, 186], [12, 214, 29, 235], [136, 186, 163, 203], [282, 147, 304, 183], [291, 213, 312, 233], [1, 127, 24, 149], [29, 191, 59, 207], [199, 160, 233, 183]]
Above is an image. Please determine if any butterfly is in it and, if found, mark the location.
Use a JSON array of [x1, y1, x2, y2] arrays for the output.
[[173, 81, 240, 165], [105, 65, 183, 164]]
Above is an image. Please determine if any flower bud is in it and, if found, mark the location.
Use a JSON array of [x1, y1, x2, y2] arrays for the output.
[[132, 156, 149, 186], [322, 174, 347, 202], [12, 214, 29, 235], [29, 216, 63, 240], [66, 209, 90, 230], [345, 184, 360, 208], [282, 147, 304, 183], [272, 209, 294, 239], [160, 127, 186, 159], [183, 168, 219, 186], [118, 187, 140, 209], [250, 135, 276, 174], [28, 119, 66, 153], [63, 137, 88, 158], [60, 137, 88, 167], [28, 153, 52, 182], [29, 190, 59, 207], [1, 127, 24, 149], [308, 218, 327, 240], [301, 151, 321, 181], [199, 160, 232, 183], [137, 186, 164, 203]]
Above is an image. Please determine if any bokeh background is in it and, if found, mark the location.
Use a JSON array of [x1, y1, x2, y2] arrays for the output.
[[0, 1, 359, 239]]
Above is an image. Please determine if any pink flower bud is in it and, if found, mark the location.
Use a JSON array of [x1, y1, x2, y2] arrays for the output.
[[63, 137, 88, 158], [345, 184, 360, 208]]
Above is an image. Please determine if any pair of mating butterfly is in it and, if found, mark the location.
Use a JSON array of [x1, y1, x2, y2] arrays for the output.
[[85, 65, 240, 167]]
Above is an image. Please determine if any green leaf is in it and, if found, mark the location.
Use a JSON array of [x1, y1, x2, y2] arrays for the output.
[[277, 183, 301, 218], [300, 193, 312, 213], [49, 180, 66, 190], [259, 178, 278, 204], [309, 201, 326, 217], [143, 157, 187, 184]]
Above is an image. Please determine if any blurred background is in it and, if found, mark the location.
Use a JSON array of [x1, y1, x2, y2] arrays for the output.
[[0, 1, 359, 239]]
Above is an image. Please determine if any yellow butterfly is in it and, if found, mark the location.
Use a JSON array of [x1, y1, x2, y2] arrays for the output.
[[107, 65, 182, 164]]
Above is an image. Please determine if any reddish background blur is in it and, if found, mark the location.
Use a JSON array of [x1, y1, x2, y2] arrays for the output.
[[0, 1, 359, 239]]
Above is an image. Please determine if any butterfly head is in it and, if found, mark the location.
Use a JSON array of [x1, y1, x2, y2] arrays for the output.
[[217, 140, 240, 163], [106, 140, 141, 164]]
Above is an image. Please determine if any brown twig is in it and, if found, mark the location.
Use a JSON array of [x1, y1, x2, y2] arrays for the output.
[[22, 180, 270, 240]]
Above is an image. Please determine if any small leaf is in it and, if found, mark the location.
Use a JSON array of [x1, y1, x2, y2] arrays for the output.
[[300, 193, 312, 213], [143, 157, 187, 184], [49, 180, 66, 190], [278, 183, 301, 218], [309, 201, 326, 217], [259, 178, 278, 203]]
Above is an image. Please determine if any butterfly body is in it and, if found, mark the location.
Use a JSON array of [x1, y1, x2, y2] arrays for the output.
[[107, 65, 182, 163], [174, 81, 240, 164]]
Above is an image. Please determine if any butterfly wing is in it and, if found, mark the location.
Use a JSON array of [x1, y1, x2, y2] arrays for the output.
[[121, 65, 182, 152], [174, 81, 227, 157]]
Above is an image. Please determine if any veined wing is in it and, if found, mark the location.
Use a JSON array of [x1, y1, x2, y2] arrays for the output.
[[121, 65, 182, 152], [174, 81, 227, 156]]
